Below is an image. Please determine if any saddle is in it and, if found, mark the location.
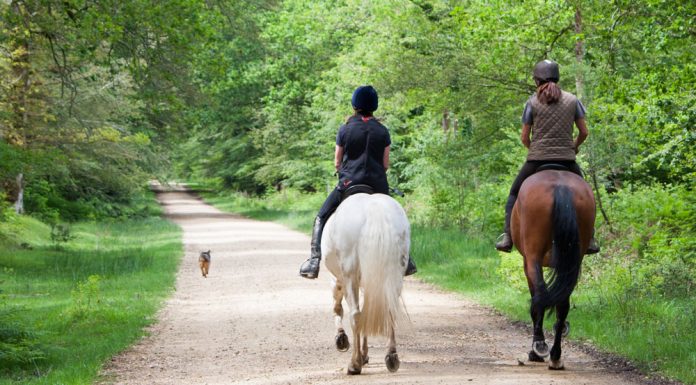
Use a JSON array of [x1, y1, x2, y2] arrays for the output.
[[536, 163, 570, 172], [341, 184, 374, 200], [340, 184, 405, 200]]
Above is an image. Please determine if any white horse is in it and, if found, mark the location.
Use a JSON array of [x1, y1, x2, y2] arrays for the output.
[[323, 192, 410, 375]]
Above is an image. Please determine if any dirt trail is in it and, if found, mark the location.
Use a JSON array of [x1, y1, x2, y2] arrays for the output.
[[100, 188, 651, 385]]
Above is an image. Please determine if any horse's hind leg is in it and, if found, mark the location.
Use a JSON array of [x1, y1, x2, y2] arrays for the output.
[[333, 280, 349, 352], [525, 260, 549, 361], [344, 278, 362, 375], [385, 325, 400, 372], [549, 298, 570, 370]]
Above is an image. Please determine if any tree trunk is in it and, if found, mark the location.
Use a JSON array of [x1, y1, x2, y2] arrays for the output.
[[9, 0, 32, 146], [442, 110, 450, 133], [574, 7, 584, 99], [14, 173, 24, 215], [590, 169, 612, 232]]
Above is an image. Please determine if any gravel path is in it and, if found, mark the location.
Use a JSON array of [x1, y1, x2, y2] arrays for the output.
[[100, 188, 653, 385]]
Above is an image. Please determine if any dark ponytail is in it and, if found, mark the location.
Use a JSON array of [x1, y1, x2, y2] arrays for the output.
[[537, 81, 561, 104]]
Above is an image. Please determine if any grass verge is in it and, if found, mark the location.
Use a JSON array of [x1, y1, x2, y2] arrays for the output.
[[0, 196, 182, 385], [202, 189, 694, 385]]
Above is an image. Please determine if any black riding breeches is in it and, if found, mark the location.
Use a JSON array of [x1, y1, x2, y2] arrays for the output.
[[317, 188, 342, 221]]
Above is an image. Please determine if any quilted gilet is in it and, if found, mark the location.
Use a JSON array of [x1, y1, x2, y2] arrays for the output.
[[527, 90, 577, 161]]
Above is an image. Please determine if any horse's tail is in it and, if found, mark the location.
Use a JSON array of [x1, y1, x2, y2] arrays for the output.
[[359, 197, 408, 337], [539, 185, 583, 311]]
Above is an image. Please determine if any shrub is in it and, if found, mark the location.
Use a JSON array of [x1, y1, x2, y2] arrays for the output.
[[0, 302, 46, 372], [588, 184, 695, 298]]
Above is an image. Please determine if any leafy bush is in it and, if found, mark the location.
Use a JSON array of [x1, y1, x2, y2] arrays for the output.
[[0, 192, 12, 222], [587, 184, 695, 298], [0, 303, 45, 372], [50, 223, 75, 249], [67, 275, 103, 320]]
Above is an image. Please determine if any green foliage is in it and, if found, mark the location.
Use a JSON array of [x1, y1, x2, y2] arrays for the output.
[[1, 0, 221, 221], [0, 194, 12, 223], [67, 275, 103, 320], [0, 303, 45, 372], [50, 223, 74, 249], [496, 251, 528, 294], [586, 184, 695, 298]]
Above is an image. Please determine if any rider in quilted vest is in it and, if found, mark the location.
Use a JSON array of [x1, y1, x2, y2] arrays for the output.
[[299, 85, 418, 279], [495, 60, 600, 254]]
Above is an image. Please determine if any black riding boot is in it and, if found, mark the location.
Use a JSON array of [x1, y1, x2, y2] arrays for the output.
[[586, 231, 600, 254], [495, 196, 515, 252], [405, 256, 417, 276], [299, 217, 324, 279]]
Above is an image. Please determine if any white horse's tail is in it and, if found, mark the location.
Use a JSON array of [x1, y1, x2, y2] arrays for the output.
[[358, 197, 409, 337]]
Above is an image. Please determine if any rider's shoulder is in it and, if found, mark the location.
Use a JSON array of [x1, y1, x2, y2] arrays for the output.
[[560, 90, 578, 101]]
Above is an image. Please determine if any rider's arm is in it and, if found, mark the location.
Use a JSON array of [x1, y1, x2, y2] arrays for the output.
[[383, 145, 390, 171], [574, 118, 589, 153], [521, 124, 531, 149], [335, 145, 344, 171]]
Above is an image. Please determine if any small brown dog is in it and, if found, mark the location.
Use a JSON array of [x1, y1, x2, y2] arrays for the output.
[[199, 250, 211, 278]]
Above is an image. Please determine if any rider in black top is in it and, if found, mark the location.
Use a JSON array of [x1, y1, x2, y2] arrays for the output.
[[299, 85, 417, 279]]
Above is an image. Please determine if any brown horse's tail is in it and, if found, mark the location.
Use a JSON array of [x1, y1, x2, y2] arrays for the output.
[[538, 185, 583, 312]]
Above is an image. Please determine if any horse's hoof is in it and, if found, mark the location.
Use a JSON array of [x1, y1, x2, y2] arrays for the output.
[[362, 355, 369, 365], [347, 366, 361, 375], [385, 352, 400, 372], [549, 359, 565, 370], [335, 331, 350, 352], [532, 341, 550, 357], [554, 321, 570, 337], [528, 350, 545, 362]]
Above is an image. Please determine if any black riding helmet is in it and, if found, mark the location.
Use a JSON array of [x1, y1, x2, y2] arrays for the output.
[[351, 85, 378, 113], [533, 60, 560, 85]]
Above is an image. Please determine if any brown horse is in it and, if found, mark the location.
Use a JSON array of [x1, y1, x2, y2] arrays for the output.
[[511, 169, 595, 370]]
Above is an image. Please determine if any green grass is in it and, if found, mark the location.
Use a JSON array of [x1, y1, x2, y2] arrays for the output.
[[203, 189, 695, 385], [0, 204, 182, 384], [410, 226, 529, 318]]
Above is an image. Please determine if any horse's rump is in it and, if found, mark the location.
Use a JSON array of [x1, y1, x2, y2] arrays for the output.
[[323, 193, 409, 337], [512, 171, 595, 263]]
